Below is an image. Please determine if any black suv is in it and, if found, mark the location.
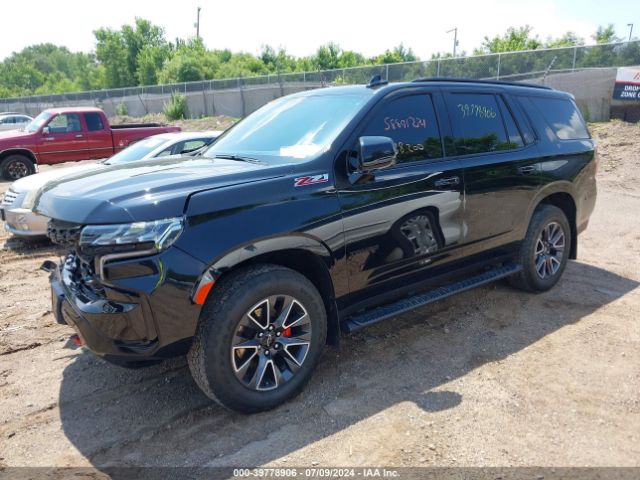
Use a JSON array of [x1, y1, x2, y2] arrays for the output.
[[40, 78, 597, 413]]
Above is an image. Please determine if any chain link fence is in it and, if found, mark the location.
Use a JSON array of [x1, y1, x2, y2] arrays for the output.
[[1, 40, 638, 117]]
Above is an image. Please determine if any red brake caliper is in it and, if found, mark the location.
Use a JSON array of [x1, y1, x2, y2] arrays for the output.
[[282, 327, 292, 337]]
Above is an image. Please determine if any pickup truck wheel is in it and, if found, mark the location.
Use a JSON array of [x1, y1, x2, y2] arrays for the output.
[[188, 264, 327, 413], [1, 155, 35, 180], [509, 204, 571, 292]]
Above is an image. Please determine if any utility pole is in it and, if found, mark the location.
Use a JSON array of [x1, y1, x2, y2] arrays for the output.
[[628, 23, 634, 42], [195, 7, 202, 39], [447, 28, 458, 57]]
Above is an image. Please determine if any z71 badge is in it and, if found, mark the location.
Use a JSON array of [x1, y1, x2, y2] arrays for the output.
[[294, 174, 329, 187]]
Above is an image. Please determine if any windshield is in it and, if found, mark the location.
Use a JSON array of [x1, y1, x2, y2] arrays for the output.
[[105, 137, 168, 164], [26, 111, 52, 132], [203, 92, 370, 160]]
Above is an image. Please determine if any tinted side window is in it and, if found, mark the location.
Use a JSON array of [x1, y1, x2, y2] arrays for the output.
[[497, 96, 524, 148], [360, 94, 443, 163], [85, 112, 104, 131], [447, 93, 520, 155], [529, 97, 589, 140]]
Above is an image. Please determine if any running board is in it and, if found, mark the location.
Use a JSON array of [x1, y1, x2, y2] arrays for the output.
[[342, 263, 522, 333]]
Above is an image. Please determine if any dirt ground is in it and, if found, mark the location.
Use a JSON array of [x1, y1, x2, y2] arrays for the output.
[[0, 120, 639, 473]]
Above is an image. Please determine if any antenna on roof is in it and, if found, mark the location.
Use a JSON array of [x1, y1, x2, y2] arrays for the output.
[[367, 75, 388, 89]]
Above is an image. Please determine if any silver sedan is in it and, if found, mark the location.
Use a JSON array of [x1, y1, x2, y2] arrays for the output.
[[0, 113, 33, 131], [0, 131, 222, 237]]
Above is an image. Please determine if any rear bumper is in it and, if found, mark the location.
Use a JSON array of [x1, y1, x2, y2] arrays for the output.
[[49, 247, 206, 362], [1, 207, 49, 237]]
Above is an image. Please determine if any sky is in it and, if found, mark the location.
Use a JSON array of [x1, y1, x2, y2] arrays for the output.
[[0, 0, 637, 61]]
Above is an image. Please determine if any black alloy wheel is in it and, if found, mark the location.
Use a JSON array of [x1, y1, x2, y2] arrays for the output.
[[231, 295, 312, 391], [534, 221, 566, 279]]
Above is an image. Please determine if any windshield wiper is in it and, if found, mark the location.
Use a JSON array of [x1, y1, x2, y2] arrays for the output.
[[212, 154, 263, 164]]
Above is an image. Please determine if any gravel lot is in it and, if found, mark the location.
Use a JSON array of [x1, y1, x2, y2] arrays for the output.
[[0, 121, 638, 473]]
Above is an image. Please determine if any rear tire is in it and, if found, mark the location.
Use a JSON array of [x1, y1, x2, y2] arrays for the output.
[[509, 204, 571, 292], [1, 155, 35, 180], [188, 264, 327, 413]]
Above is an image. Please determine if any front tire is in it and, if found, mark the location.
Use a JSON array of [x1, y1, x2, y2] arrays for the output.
[[1, 155, 35, 180], [509, 204, 571, 292], [188, 264, 327, 413]]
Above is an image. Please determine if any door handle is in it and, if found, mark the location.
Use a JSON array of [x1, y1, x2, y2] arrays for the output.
[[75, 134, 84, 138], [43, 137, 55, 141], [434, 176, 460, 187], [517, 165, 537, 175]]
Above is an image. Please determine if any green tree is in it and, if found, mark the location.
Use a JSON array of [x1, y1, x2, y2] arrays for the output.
[[137, 43, 172, 85], [579, 25, 626, 68], [158, 39, 223, 83], [374, 44, 418, 64], [122, 18, 167, 79], [313, 42, 342, 70], [475, 25, 542, 54], [593, 24, 621, 44], [216, 52, 269, 78], [95, 18, 168, 88], [260, 45, 297, 73], [0, 44, 104, 97], [94, 28, 131, 87], [546, 31, 585, 48], [338, 50, 366, 68]]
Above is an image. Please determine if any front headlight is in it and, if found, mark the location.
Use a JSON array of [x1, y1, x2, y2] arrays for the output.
[[21, 189, 37, 209], [79, 217, 184, 253]]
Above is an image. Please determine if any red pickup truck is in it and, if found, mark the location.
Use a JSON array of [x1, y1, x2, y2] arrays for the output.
[[0, 107, 181, 180]]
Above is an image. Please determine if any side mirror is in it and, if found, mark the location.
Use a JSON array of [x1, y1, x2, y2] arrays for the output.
[[42, 126, 50, 136], [358, 136, 397, 171]]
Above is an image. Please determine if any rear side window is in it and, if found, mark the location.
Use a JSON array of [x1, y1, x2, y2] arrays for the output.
[[85, 112, 104, 131], [529, 97, 589, 140], [497, 97, 524, 148], [360, 94, 443, 163], [181, 139, 207, 153], [446, 93, 522, 155]]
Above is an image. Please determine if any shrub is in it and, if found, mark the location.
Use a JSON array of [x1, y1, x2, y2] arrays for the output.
[[115, 102, 128, 116], [164, 91, 188, 120]]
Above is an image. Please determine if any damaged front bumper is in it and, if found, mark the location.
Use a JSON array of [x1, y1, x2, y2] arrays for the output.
[[45, 246, 207, 364]]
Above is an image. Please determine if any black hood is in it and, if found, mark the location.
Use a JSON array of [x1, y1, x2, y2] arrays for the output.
[[36, 156, 287, 224]]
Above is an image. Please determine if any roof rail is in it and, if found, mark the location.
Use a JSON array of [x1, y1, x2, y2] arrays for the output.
[[411, 77, 552, 90]]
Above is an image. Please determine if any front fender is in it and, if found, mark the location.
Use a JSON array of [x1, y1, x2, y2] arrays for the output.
[[0, 147, 38, 164], [206, 233, 334, 277], [186, 234, 344, 346]]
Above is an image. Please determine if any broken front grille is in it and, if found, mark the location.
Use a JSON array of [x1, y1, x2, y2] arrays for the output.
[[63, 253, 103, 300], [47, 219, 82, 248]]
